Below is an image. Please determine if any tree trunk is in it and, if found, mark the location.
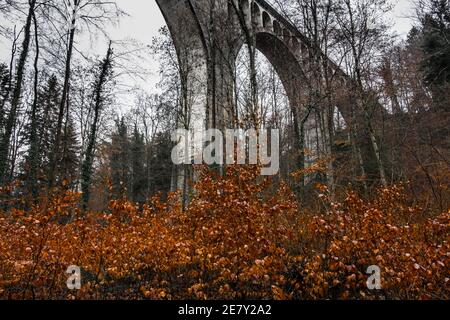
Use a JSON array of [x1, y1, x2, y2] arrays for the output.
[[48, 0, 80, 188], [81, 43, 113, 210], [27, 9, 40, 199], [0, 0, 36, 184]]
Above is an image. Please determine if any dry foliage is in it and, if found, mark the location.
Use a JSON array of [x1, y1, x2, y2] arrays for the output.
[[0, 166, 448, 300]]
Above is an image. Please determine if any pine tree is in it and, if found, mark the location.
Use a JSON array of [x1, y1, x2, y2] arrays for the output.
[[148, 131, 172, 196], [21, 75, 60, 192], [38, 76, 60, 180], [109, 117, 130, 199], [130, 125, 146, 203], [420, 0, 450, 110], [0, 0, 37, 184], [59, 115, 80, 188]]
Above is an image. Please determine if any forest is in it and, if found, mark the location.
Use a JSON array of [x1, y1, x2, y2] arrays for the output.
[[0, 0, 448, 300]]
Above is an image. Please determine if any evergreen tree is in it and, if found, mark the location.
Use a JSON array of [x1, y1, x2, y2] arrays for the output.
[[420, 0, 450, 110], [109, 117, 130, 199], [21, 75, 60, 191], [148, 131, 172, 196], [0, 0, 37, 184], [38, 75, 60, 173], [130, 124, 146, 203], [59, 115, 80, 188]]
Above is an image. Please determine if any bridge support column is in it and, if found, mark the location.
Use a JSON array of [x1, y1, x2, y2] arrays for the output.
[[157, 0, 238, 200], [157, 0, 386, 198]]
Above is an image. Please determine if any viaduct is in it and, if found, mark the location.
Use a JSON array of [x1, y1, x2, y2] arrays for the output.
[[155, 0, 382, 190]]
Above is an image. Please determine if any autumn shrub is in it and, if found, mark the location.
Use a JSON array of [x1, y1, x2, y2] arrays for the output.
[[295, 185, 449, 299], [0, 166, 448, 300]]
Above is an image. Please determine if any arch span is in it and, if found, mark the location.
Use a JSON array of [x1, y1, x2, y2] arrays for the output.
[[156, 0, 382, 189]]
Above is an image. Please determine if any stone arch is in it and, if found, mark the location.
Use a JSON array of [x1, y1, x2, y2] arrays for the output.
[[155, 0, 208, 119], [156, 0, 383, 189], [233, 30, 307, 111], [253, 32, 306, 109]]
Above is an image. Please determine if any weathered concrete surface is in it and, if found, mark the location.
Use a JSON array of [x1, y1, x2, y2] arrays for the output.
[[156, 0, 381, 189]]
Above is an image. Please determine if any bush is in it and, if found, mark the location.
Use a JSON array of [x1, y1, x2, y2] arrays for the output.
[[0, 166, 448, 300]]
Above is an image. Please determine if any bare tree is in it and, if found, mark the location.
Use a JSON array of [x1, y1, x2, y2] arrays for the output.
[[45, 0, 124, 188], [0, 0, 37, 184], [81, 42, 113, 210], [25, 4, 40, 198], [333, 0, 392, 187]]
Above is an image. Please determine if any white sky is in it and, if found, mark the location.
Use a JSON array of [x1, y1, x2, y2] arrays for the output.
[[96, 0, 417, 101], [98, 0, 417, 103], [390, 0, 417, 36], [109, 0, 416, 42], [0, 0, 416, 104]]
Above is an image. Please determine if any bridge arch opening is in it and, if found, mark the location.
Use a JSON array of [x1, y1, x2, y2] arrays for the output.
[[232, 30, 309, 125], [262, 11, 271, 30], [235, 45, 290, 128], [273, 20, 281, 36], [234, 32, 314, 178], [255, 32, 305, 107]]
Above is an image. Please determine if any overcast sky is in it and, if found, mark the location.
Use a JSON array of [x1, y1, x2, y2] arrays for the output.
[[0, 0, 416, 106], [108, 0, 416, 45], [105, 0, 417, 103], [109, 0, 415, 40]]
